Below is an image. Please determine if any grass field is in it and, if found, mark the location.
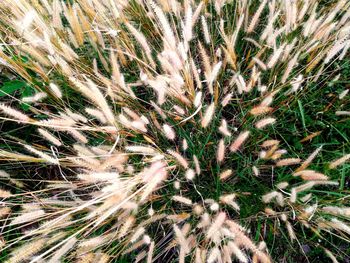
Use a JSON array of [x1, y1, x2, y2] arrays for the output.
[[0, 0, 350, 262]]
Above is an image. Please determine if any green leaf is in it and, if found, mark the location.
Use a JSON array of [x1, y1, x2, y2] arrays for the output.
[[297, 99, 306, 131], [0, 80, 27, 97], [20, 85, 35, 111]]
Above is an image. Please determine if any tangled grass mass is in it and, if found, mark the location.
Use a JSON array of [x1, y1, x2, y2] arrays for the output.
[[1, 0, 350, 262]]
